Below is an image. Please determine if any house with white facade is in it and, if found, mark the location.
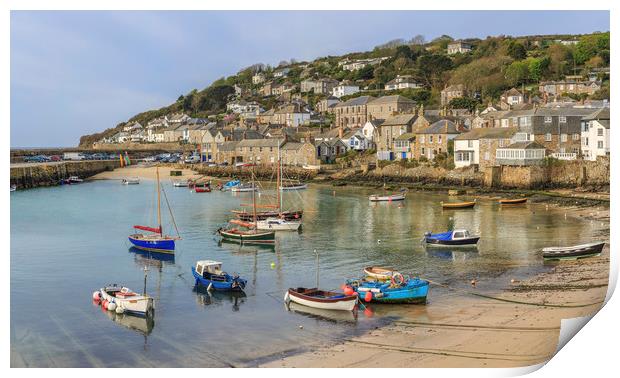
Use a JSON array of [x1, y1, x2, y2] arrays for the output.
[[581, 108, 610, 161], [123, 122, 143, 133], [384, 75, 423, 91], [273, 68, 290, 78], [447, 41, 472, 55], [362, 119, 384, 146], [453, 127, 518, 168], [252, 72, 266, 85], [332, 82, 360, 98], [341, 129, 371, 151]]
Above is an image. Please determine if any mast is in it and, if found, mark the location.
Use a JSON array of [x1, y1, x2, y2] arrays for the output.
[[156, 167, 162, 235], [252, 167, 258, 230], [276, 142, 282, 214]]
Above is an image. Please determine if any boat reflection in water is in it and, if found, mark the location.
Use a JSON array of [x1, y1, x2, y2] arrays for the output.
[[218, 238, 276, 252], [425, 246, 479, 261], [101, 305, 155, 336], [129, 247, 176, 265], [285, 301, 358, 323], [193, 285, 247, 311]]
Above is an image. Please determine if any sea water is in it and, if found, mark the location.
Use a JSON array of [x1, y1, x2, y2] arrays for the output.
[[10, 179, 597, 367]]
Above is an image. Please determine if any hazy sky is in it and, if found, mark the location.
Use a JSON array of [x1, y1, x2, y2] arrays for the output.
[[11, 10, 609, 147]]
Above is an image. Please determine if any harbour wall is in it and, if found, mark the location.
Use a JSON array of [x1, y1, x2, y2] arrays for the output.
[[10, 160, 120, 189], [180, 164, 318, 181]]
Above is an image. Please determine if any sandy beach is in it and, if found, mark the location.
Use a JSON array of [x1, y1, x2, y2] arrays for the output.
[[91, 164, 203, 181], [90, 165, 610, 368]]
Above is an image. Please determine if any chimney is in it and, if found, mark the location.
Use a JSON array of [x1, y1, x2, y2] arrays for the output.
[[339, 126, 343, 139]]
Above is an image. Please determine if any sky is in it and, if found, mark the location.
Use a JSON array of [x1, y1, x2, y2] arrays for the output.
[[10, 10, 609, 147]]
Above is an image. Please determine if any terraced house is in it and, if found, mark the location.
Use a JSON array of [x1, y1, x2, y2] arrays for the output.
[[367, 95, 416, 121], [415, 120, 461, 160], [334, 96, 375, 128], [376, 114, 416, 161], [453, 127, 518, 168]]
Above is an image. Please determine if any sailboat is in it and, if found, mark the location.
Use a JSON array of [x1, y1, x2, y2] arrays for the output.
[[256, 150, 301, 231], [218, 168, 276, 244], [128, 168, 180, 253]]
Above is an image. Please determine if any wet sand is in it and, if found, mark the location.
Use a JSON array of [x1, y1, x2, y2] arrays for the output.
[[91, 164, 203, 181]]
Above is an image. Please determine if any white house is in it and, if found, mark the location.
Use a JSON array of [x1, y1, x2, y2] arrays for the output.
[[227, 100, 262, 116], [581, 108, 610, 161], [447, 41, 472, 55], [123, 122, 143, 133], [362, 119, 384, 146], [384, 75, 423, 91], [273, 68, 290, 78], [252, 72, 265, 85], [453, 127, 519, 168], [332, 83, 360, 98], [147, 128, 165, 143], [501, 88, 524, 106], [341, 129, 372, 151]]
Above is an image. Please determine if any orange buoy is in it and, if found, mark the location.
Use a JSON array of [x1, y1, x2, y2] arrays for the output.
[[364, 291, 372, 302], [344, 286, 354, 296]]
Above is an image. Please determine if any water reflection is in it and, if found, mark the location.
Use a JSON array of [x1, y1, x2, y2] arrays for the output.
[[193, 285, 247, 311], [128, 247, 175, 265], [285, 301, 358, 323], [425, 247, 479, 261], [218, 239, 275, 252]]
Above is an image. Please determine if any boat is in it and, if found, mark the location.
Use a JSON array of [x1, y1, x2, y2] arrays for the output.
[[10, 184, 16, 192], [369, 193, 405, 202], [346, 275, 429, 304], [231, 182, 258, 192], [122, 177, 140, 185], [95, 285, 154, 317], [220, 180, 240, 191], [284, 288, 358, 311], [188, 179, 210, 188], [60, 176, 83, 185], [423, 229, 480, 247], [256, 217, 301, 231], [192, 260, 247, 291], [542, 241, 605, 260], [128, 168, 181, 253], [441, 201, 476, 209], [499, 198, 528, 205], [172, 180, 189, 187], [364, 266, 397, 280], [233, 209, 303, 221], [280, 183, 308, 191], [194, 186, 211, 193], [219, 169, 276, 245]]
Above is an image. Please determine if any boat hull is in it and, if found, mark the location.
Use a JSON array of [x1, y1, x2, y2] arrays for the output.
[[349, 279, 429, 304], [542, 241, 605, 260], [234, 210, 303, 221], [128, 234, 175, 253], [499, 198, 527, 204], [441, 202, 476, 209], [280, 184, 308, 191], [424, 236, 480, 247], [364, 266, 396, 280], [99, 286, 154, 317], [192, 267, 246, 291], [285, 288, 357, 311], [369, 194, 405, 202], [218, 229, 275, 244], [256, 220, 301, 231]]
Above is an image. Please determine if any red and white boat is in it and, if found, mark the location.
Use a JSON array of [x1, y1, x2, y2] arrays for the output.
[[369, 193, 405, 202]]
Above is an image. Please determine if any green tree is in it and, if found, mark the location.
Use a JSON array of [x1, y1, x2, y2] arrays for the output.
[[505, 60, 530, 86], [355, 64, 374, 80], [507, 41, 527, 60], [448, 97, 479, 112], [417, 54, 453, 88], [526, 57, 550, 82], [574, 32, 610, 65]]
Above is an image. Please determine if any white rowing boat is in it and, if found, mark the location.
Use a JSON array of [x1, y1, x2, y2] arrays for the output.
[[284, 288, 358, 311], [369, 193, 405, 202], [256, 217, 301, 231], [98, 285, 154, 317]]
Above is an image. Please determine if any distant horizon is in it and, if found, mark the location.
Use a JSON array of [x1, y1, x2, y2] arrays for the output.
[[11, 10, 610, 147]]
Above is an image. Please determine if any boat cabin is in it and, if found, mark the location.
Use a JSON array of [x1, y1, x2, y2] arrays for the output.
[[452, 229, 471, 239], [195, 260, 227, 281]]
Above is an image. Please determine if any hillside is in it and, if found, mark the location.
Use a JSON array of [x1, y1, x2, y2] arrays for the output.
[[79, 31, 609, 147]]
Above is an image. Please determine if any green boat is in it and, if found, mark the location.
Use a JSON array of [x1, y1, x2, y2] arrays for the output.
[[218, 227, 275, 244]]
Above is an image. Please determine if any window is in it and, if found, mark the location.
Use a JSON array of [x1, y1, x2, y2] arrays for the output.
[[421, 148, 425, 155], [544, 116, 552, 124], [545, 133, 552, 141], [467, 140, 473, 148], [421, 136, 425, 143], [429, 136, 433, 143], [598, 141, 604, 149], [438, 135, 442, 144], [561, 134, 567, 142], [499, 139, 505, 148], [585, 137, 589, 146], [573, 133, 579, 141], [598, 128, 604, 136], [559, 116, 567, 123]]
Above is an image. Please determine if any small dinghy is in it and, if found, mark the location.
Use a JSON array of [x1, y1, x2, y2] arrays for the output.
[[122, 177, 140, 185], [94, 285, 154, 317], [364, 266, 397, 280], [423, 229, 480, 247], [499, 198, 527, 205], [256, 217, 301, 231], [231, 183, 258, 192], [220, 180, 240, 191], [10, 184, 16, 192], [192, 260, 247, 291], [542, 241, 605, 260], [194, 186, 211, 193], [173, 180, 189, 187], [346, 275, 429, 304], [441, 201, 476, 209], [369, 193, 405, 202], [60, 176, 83, 185], [284, 287, 358, 311], [280, 183, 308, 191]]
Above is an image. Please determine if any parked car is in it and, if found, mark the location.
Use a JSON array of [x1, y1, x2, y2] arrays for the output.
[[50, 155, 62, 162], [143, 156, 157, 162], [168, 157, 179, 163], [184, 155, 200, 164]]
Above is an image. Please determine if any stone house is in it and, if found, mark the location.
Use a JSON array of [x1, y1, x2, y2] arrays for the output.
[[376, 114, 416, 161], [146, 127, 166, 143], [301, 78, 339, 94], [538, 80, 601, 99], [453, 127, 518, 169], [415, 120, 461, 160], [215, 141, 241, 165], [367, 95, 416, 121], [495, 141, 547, 166], [500, 88, 524, 109], [280, 142, 319, 166], [260, 82, 274, 97], [316, 138, 348, 163], [164, 124, 187, 142], [271, 82, 296, 96], [581, 108, 610, 161], [167, 113, 191, 125], [257, 109, 276, 124], [252, 72, 266, 85], [315, 96, 341, 114], [334, 96, 375, 129], [447, 41, 472, 55], [440, 84, 466, 106], [273, 103, 311, 127], [236, 138, 285, 165]]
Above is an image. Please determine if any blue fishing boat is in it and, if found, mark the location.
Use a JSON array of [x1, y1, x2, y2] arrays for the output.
[[423, 229, 480, 247], [192, 260, 247, 291], [346, 274, 429, 304], [128, 168, 180, 254], [220, 179, 240, 191]]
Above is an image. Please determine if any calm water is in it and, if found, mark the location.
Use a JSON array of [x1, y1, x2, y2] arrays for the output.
[[10, 179, 598, 367]]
